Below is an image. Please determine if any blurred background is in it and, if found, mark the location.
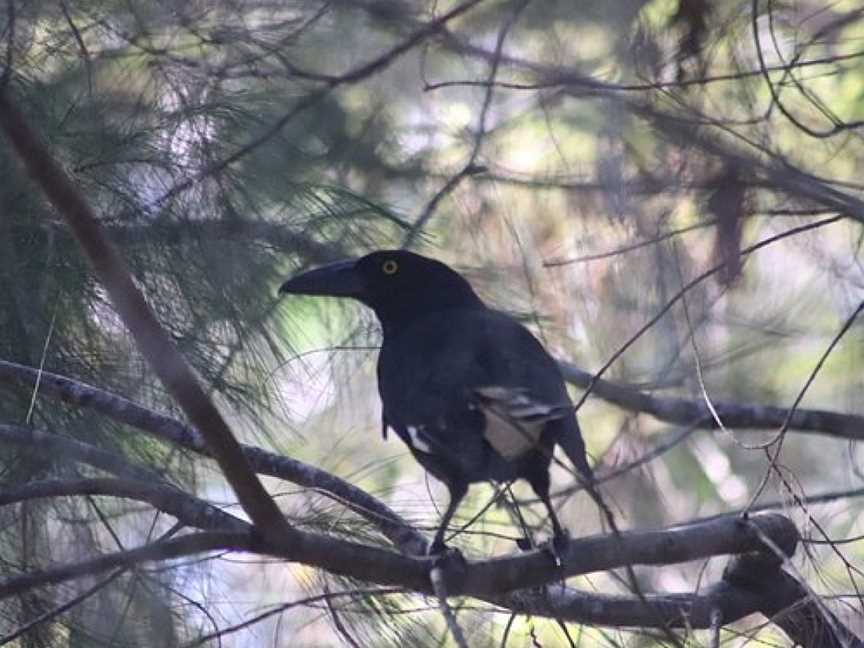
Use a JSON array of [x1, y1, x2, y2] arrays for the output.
[[0, 0, 863, 645]]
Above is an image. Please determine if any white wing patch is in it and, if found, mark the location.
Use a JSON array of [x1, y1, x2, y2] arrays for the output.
[[405, 425, 433, 454], [474, 386, 570, 459]]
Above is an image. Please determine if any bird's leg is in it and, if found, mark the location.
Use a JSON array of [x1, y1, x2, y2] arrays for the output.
[[528, 471, 569, 567], [501, 483, 535, 552], [429, 481, 468, 556], [539, 491, 570, 561]]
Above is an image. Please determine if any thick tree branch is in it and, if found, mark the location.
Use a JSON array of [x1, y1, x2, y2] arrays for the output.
[[5, 354, 858, 555], [496, 581, 764, 629], [496, 553, 863, 642], [0, 423, 163, 484], [0, 359, 426, 554], [0, 90, 293, 544], [461, 511, 799, 596], [0, 510, 794, 601], [0, 512, 806, 633], [724, 552, 864, 647], [558, 361, 864, 442], [0, 477, 250, 533], [2, 514, 852, 641]]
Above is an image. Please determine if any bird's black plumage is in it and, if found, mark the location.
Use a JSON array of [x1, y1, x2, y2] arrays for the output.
[[279, 250, 592, 554]]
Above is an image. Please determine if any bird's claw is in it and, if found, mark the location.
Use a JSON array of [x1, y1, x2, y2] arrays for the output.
[[542, 531, 570, 568], [426, 545, 468, 592], [427, 543, 466, 569]]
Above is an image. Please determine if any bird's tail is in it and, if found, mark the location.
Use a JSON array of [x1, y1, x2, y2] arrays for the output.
[[556, 417, 595, 484]]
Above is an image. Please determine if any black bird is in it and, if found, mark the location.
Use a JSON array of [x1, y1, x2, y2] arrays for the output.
[[279, 250, 593, 555]]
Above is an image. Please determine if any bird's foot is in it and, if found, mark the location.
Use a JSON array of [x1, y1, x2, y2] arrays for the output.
[[427, 541, 466, 568], [516, 537, 534, 551], [541, 531, 570, 569], [426, 543, 467, 592]]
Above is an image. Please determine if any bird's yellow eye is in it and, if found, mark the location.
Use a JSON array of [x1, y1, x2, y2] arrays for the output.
[[382, 260, 399, 275]]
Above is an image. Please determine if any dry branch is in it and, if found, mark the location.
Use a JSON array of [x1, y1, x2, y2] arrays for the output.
[[0, 476, 250, 533], [0, 90, 293, 544], [0, 359, 426, 554], [559, 361, 864, 442], [0, 511, 797, 600]]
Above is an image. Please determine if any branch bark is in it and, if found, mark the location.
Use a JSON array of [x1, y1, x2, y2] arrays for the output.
[[0, 477, 250, 533], [724, 552, 864, 648], [0, 90, 293, 545], [0, 423, 163, 484], [2, 376, 855, 640], [495, 553, 863, 643], [0, 512, 822, 638], [0, 359, 426, 554], [6, 354, 863, 552], [0, 511, 799, 602], [558, 361, 864, 442]]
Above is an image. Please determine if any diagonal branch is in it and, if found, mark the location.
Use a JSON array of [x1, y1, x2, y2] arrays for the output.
[[0, 90, 293, 545], [724, 552, 864, 647], [0, 531, 248, 601]]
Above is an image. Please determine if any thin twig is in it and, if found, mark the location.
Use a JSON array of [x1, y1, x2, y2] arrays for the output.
[[430, 565, 470, 648], [571, 215, 844, 414]]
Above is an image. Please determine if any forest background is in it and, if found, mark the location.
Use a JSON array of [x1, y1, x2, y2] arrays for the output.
[[0, 0, 863, 646]]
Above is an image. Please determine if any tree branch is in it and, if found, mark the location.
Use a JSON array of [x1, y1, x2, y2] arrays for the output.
[[558, 361, 864, 442], [0, 512, 809, 634], [0, 531, 249, 601], [0, 90, 293, 545], [0, 359, 426, 554], [0, 477, 250, 533], [494, 552, 863, 642], [724, 552, 864, 647], [0, 512, 798, 600], [5, 353, 857, 555], [0, 423, 163, 484]]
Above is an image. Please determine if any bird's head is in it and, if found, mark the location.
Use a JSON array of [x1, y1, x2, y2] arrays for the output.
[[279, 250, 484, 326]]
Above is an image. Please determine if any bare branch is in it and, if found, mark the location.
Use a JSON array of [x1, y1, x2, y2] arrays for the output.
[[0, 359, 426, 554], [0, 569, 126, 645], [569, 215, 846, 415], [724, 552, 864, 647], [558, 360, 864, 442], [0, 510, 796, 595], [403, 0, 528, 246], [0, 512, 803, 629], [0, 91, 293, 544], [0, 532, 249, 601], [0, 477, 250, 533], [0, 423, 163, 483]]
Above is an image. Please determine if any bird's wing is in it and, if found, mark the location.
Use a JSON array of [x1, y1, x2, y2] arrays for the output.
[[378, 308, 589, 471], [472, 386, 571, 459]]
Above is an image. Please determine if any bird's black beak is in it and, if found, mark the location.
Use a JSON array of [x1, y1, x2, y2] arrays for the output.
[[278, 259, 366, 299]]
